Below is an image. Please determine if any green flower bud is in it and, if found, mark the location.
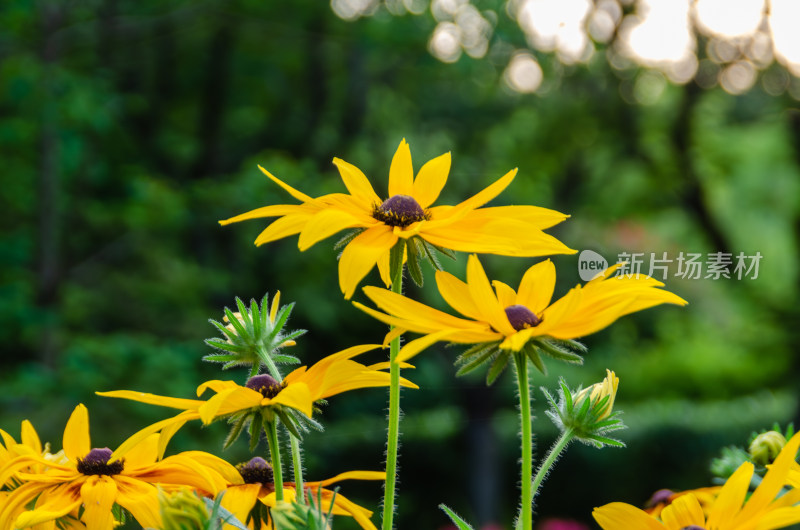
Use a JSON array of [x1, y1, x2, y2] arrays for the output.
[[159, 490, 211, 530], [749, 431, 787, 466]]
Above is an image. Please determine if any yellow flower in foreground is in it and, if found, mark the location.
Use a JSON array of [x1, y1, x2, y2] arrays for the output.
[[220, 139, 575, 298], [0, 405, 240, 530], [99, 345, 418, 454], [221, 457, 383, 530], [355, 254, 688, 362], [593, 431, 800, 530]]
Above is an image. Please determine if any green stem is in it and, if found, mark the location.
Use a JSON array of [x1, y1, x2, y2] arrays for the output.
[[530, 427, 574, 504], [266, 420, 285, 502], [382, 267, 404, 530], [257, 346, 281, 380], [513, 353, 533, 530], [290, 434, 305, 503]]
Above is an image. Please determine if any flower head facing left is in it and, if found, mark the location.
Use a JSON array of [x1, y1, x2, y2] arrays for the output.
[[0, 404, 240, 530], [593, 431, 800, 529], [220, 139, 575, 298], [355, 254, 687, 382]]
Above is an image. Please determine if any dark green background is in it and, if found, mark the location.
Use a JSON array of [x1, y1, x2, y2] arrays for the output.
[[2, 1, 799, 528]]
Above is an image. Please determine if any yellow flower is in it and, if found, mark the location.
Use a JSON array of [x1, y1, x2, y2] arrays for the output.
[[355, 254, 688, 362], [99, 345, 418, 453], [593, 431, 800, 529], [220, 458, 383, 530], [220, 139, 575, 298], [0, 405, 241, 530], [644, 487, 722, 518], [573, 369, 619, 421]]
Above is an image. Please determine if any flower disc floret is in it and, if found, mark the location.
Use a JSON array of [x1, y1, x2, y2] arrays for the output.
[[237, 457, 274, 485], [373, 194, 429, 228], [245, 374, 284, 398], [76, 447, 124, 476], [504, 304, 541, 331]]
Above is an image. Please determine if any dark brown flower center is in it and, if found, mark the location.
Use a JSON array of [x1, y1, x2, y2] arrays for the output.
[[645, 488, 674, 508], [372, 194, 429, 228], [504, 304, 542, 331], [237, 457, 274, 485], [76, 447, 124, 476], [680, 527, 706, 530], [245, 374, 284, 398]]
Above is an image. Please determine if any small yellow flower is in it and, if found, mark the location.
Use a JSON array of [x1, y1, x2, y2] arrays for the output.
[[355, 254, 687, 363], [0, 405, 241, 530], [220, 458, 384, 530], [573, 369, 619, 420], [220, 139, 575, 298], [593, 431, 800, 529]]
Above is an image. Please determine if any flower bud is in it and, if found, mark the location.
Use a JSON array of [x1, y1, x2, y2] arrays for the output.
[[749, 431, 787, 466], [573, 369, 619, 420]]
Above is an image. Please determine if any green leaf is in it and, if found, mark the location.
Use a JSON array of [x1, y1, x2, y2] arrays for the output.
[[224, 307, 248, 341], [535, 340, 584, 365], [251, 298, 262, 341], [486, 352, 509, 386], [249, 412, 264, 453], [223, 414, 249, 450], [276, 409, 304, 440], [334, 228, 365, 251], [438, 504, 474, 530], [420, 239, 443, 270], [430, 243, 457, 260], [525, 346, 547, 375], [272, 354, 301, 365], [267, 302, 295, 343], [204, 339, 244, 354], [455, 347, 497, 377], [389, 240, 406, 284], [406, 239, 424, 287]]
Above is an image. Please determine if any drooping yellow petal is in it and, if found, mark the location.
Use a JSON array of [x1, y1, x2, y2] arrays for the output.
[[705, 461, 752, 528], [255, 214, 314, 246], [298, 208, 366, 251], [179, 451, 243, 486], [517, 259, 557, 314], [377, 250, 392, 287], [412, 152, 450, 208], [219, 204, 308, 226], [435, 270, 483, 321], [270, 381, 314, 418], [219, 484, 262, 527], [396, 329, 460, 363], [388, 139, 414, 197], [113, 476, 161, 529], [660, 494, 705, 528], [466, 255, 516, 336], [197, 380, 240, 396], [3, 482, 52, 530], [198, 387, 262, 424], [333, 157, 382, 205], [339, 226, 398, 299], [314, 470, 386, 487], [15, 485, 82, 529], [63, 404, 91, 463], [96, 390, 203, 411], [492, 280, 517, 308], [257, 165, 315, 203], [79, 476, 118, 530], [592, 502, 665, 530]]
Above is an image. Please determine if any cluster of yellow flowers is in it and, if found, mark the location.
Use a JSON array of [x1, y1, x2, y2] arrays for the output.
[[2, 140, 797, 529]]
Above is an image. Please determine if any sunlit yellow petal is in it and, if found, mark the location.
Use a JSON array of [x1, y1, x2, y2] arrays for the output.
[[738, 431, 800, 522], [15, 487, 81, 529], [466, 205, 569, 229], [113, 476, 161, 529], [412, 152, 450, 208], [79, 476, 117, 530], [434, 168, 517, 222], [255, 214, 313, 246], [435, 270, 484, 320], [3, 482, 51, 530], [198, 387, 261, 424], [592, 502, 665, 530], [20, 420, 42, 455], [339, 226, 398, 299], [219, 484, 262, 526], [492, 280, 517, 308], [705, 462, 752, 528], [395, 329, 459, 363], [298, 208, 366, 251], [96, 390, 203, 411], [63, 404, 91, 463], [197, 380, 240, 396], [219, 204, 308, 226], [257, 165, 314, 203], [333, 157, 382, 205], [314, 470, 386, 487], [388, 139, 413, 197], [122, 433, 159, 469], [466, 255, 516, 336], [754, 506, 800, 529], [270, 291, 281, 324], [270, 382, 314, 417], [517, 259, 557, 314], [660, 494, 705, 528]]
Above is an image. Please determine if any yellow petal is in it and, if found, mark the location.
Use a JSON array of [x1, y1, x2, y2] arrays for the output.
[[592, 502, 664, 530], [96, 390, 203, 410], [660, 494, 705, 528], [737, 431, 800, 522], [3, 482, 52, 530], [219, 204, 307, 226], [270, 382, 314, 417], [395, 329, 460, 363], [80, 476, 118, 530], [270, 291, 281, 323], [20, 420, 42, 455], [412, 152, 450, 208], [198, 387, 261, 424], [435, 168, 517, 222], [15, 488, 82, 529], [197, 380, 240, 396], [467, 205, 569, 230], [315, 470, 386, 487], [258, 165, 314, 203], [122, 433, 159, 469], [339, 226, 398, 299], [254, 214, 313, 246], [298, 208, 365, 251], [333, 157, 382, 204], [517, 259, 556, 314], [113, 476, 161, 529], [492, 280, 517, 308], [219, 484, 262, 526], [705, 462, 752, 528], [388, 139, 414, 197], [754, 506, 800, 529], [63, 404, 91, 463], [466, 255, 516, 336], [111, 411, 199, 461], [435, 271, 483, 321], [377, 250, 392, 287]]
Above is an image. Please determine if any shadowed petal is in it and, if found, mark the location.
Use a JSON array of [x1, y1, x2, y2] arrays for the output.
[[339, 226, 398, 299]]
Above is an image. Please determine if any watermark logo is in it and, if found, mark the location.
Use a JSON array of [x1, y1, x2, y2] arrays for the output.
[[576, 250, 763, 281], [578, 249, 609, 281]]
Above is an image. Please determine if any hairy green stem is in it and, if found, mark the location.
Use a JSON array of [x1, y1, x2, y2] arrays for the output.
[[513, 353, 533, 530], [266, 420, 285, 502], [290, 435, 305, 503], [531, 427, 574, 504], [382, 267, 404, 530]]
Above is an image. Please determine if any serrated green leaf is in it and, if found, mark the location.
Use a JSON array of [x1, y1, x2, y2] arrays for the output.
[[455, 347, 497, 377], [272, 354, 301, 365]]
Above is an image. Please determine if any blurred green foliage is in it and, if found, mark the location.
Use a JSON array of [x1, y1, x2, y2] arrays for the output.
[[1, 1, 799, 528]]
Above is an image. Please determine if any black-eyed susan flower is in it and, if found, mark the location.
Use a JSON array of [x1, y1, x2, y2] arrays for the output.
[[355, 254, 687, 380], [220, 457, 383, 530], [220, 139, 575, 298], [99, 345, 418, 453], [0, 405, 241, 530], [593, 431, 800, 530]]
